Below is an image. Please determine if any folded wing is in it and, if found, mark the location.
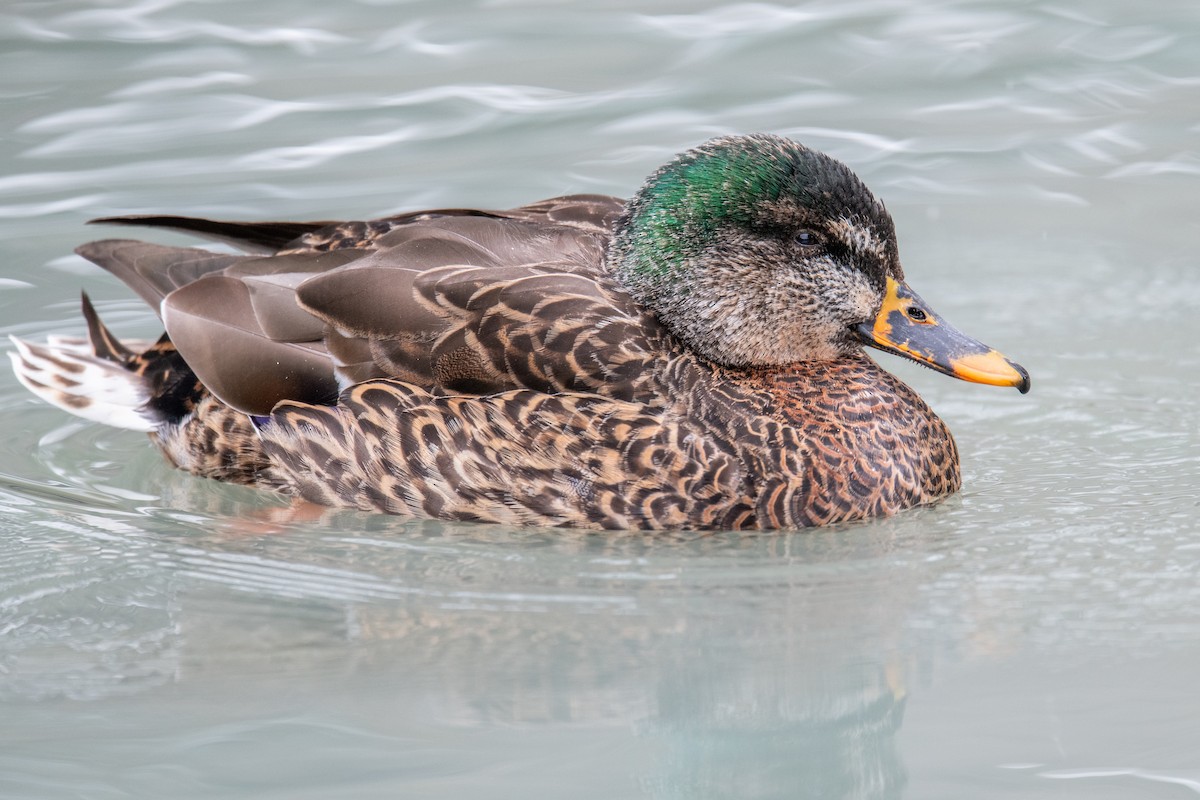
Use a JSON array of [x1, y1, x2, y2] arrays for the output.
[[75, 195, 666, 416]]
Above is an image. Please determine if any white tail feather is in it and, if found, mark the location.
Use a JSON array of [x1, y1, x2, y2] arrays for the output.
[[9, 334, 157, 432]]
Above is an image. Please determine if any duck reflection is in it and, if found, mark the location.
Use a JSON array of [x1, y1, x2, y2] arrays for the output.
[[643, 653, 907, 799], [163, 512, 921, 798]]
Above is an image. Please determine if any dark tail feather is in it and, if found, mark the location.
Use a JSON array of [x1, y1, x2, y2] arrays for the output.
[[81, 291, 137, 363], [88, 215, 336, 253]]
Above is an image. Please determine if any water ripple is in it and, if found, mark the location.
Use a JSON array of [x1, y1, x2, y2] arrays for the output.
[[1040, 767, 1200, 794], [1057, 27, 1177, 63], [109, 71, 254, 99], [636, 4, 821, 39], [369, 21, 480, 56], [22, 96, 337, 157], [378, 82, 667, 113], [777, 127, 914, 160], [26, 5, 348, 53], [0, 194, 106, 219], [1106, 157, 1200, 179]]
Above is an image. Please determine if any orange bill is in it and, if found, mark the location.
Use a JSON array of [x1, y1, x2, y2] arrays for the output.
[[856, 277, 1030, 393]]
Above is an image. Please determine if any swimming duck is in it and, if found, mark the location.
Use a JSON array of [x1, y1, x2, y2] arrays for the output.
[[10, 134, 1028, 530]]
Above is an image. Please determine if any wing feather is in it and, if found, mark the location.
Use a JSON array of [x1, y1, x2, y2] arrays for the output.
[[163, 275, 338, 414], [74, 195, 663, 413]]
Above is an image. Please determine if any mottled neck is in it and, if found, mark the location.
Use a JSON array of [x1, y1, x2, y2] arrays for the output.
[[717, 353, 922, 426]]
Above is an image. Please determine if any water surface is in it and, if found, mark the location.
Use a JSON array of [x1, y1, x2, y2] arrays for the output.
[[1, 1, 1198, 798]]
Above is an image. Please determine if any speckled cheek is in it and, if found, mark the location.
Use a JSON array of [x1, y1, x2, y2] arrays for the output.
[[817, 264, 880, 322], [850, 282, 879, 321]]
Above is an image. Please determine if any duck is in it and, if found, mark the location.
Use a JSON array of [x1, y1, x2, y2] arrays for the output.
[[10, 133, 1029, 530]]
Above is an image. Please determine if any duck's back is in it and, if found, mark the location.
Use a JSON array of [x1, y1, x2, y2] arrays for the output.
[[75, 194, 674, 418]]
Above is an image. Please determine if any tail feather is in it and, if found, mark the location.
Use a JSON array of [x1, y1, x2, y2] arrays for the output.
[[87, 215, 335, 253], [9, 294, 174, 432], [81, 291, 137, 362]]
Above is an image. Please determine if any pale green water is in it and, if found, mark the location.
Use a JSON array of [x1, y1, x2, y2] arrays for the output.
[[1, 1, 1198, 798]]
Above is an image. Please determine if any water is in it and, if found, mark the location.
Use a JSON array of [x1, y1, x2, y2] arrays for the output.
[[1, 0, 1198, 797]]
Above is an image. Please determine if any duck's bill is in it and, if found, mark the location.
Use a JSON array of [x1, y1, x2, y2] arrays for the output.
[[855, 277, 1030, 394]]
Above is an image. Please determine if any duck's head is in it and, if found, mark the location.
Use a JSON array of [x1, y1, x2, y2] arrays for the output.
[[608, 133, 1029, 392]]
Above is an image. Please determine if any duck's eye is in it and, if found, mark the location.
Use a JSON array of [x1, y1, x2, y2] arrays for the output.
[[794, 230, 821, 247], [906, 306, 929, 323]]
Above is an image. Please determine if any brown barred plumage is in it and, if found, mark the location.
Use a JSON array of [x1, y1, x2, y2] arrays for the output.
[[250, 353, 957, 530]]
